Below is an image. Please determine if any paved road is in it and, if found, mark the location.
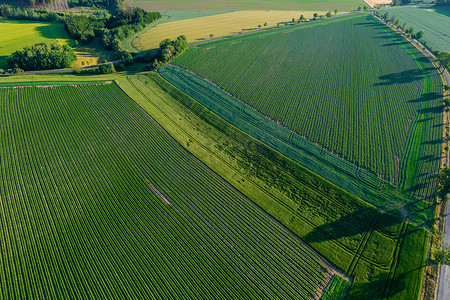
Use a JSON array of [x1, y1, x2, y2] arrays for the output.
[[438, 210, 450, 300]]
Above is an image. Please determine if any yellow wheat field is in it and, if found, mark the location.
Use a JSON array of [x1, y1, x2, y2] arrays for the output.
[[131, 10, 334, 51]]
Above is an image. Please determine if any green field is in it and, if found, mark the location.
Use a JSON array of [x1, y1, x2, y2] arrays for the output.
[[171, 14, 444, 202], [116, 72, 430, 299], [386, 6, 450, 52], [125, 0, 365, 12], [0, 83, 343, 298], [0, 19, 71, 69], [158, 65, 435, 224]]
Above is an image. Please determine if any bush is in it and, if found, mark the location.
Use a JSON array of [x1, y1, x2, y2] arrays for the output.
[[113, 50, 133, 65], [99, 62, 115, 74]]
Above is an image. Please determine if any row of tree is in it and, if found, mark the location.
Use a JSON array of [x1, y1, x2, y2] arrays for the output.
[[7, 42, 77, 70], [376, 11, 424, 41]]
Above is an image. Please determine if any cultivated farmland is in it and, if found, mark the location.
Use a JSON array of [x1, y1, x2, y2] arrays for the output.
[[125, 0, 365, 11], [386, 6, 450, 52], [127, 10, 333, 51], [117, 73, 430, 299], [0, 83, 345, 299], [0, 19, 71, 69], [171, 14, 444, 201]]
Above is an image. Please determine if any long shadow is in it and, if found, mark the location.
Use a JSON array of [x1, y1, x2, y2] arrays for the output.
[[32, 21, 66, 40], [417, 104, 444, 115], [373, 35, 394, 39], [418, 5, 450, 18], [407, 92, 442, 103], [415, 56, 431, 64], [303, 208, 402, 245], [421, 138, 443, 145], [374, 69, 423, 86], [354, 21, 379, 27], [351, 273, 408, 300], [382, 42, 407, 47], [418, 155, 440, 162]]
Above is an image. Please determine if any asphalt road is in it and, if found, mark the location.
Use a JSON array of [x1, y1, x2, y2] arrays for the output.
[[438, 207, 450, 300]]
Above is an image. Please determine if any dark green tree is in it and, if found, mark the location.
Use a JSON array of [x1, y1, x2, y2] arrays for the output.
[[415, 30, 424, 40]]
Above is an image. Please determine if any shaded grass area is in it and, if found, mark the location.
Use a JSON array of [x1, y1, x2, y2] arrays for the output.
[[0, 19, 72, 69], [116, 72, 430, 299]]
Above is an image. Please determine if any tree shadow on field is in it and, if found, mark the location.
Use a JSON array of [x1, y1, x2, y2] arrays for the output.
[[418, 155, 440, 163], [407, 92, 442, 103], [382, 41, 408, 47], [415, 56, 431, 64], [417, 104, 444, 115], [302, 207, 402, 245], [351, 273, 408, 300], [35, 22, 65, 40], [372, 35, 393, 40], [354, 21, 378, 27], [421, 138, 443, 145], [418, 5, 450, 18], [374, 69, 423, 86]]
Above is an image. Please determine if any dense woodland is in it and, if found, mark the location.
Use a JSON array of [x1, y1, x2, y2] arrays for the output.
[[7, 42, 77, 70], [0, 3, 160, 51]]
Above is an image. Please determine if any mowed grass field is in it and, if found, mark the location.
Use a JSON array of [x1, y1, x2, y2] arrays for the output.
[[386, 6, 450, 52], [0, 19, 71, 69], [117, 73, 430, 299], [125, 0, 365, 11], [172, 14, 444, 201], [129, 10, 332, 51], [0, 83, 344, 299]]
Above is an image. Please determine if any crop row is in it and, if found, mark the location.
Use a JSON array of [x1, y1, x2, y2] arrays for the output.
[[172, 15, 443, 191], [0, 84, 338, 299], [159, 65, 435, 223]]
